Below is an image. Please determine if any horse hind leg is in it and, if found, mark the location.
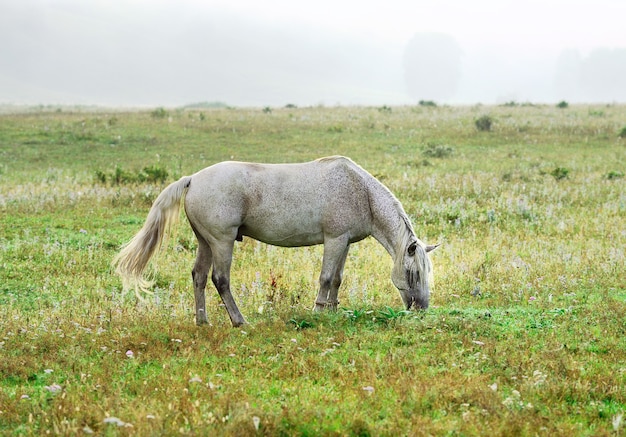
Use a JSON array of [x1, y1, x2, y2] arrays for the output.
[[192, 238, 212, 325], [211, 240, 247, 327]]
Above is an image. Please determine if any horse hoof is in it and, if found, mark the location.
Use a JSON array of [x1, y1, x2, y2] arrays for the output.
[[231, 319, 248, 328]]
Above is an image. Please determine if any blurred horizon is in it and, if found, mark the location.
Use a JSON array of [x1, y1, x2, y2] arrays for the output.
[[1, 0, 625, 107]]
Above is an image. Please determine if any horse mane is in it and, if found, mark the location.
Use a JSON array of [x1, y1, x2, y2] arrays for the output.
[[393, 192, 433, 294]]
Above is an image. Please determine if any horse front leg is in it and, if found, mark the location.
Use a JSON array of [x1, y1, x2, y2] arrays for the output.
[[314, 236, 350, 312], [327, 245, 349, 310], [211, 240, 247, 327], [192, 238, 212, 325]]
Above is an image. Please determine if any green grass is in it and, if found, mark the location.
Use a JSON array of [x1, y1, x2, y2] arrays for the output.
[[1, 104, 625, 435]]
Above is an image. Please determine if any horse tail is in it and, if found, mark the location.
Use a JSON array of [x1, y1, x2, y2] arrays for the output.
[[112, 176, 192, 296]]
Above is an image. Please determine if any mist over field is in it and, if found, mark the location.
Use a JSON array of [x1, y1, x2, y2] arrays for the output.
[[1, 0, 626, 106]]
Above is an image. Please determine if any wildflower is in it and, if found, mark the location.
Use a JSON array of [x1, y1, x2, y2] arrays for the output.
[[189, 376, 202, 383], [532, 370, 547, 386], [362, 386, 375, 394], [502, 390, 524, 410], [103, 417, 131, 427], [44, 384, 62, 393], [125, 350, 134, 358], [252, 416, 261, 431]]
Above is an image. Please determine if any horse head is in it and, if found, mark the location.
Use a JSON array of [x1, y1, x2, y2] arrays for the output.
[[392, 240, 439, 310]]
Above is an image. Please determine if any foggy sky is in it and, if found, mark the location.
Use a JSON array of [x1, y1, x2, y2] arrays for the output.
[[1, 0, 625, 107]]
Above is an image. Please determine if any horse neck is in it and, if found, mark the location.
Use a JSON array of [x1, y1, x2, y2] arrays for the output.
[[368, 182, 413, 260]]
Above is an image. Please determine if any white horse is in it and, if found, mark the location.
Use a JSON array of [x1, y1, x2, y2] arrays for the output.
[[113, 156, 438, 327]]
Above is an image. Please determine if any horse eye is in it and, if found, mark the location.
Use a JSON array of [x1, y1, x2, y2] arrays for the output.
[[407, 242, 417, 256]]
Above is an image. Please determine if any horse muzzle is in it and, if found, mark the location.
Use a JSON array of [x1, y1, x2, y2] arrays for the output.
[[405, 293, 429, 310]]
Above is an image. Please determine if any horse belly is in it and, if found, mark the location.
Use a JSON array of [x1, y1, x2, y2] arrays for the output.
[[240, 213, 324, 247]]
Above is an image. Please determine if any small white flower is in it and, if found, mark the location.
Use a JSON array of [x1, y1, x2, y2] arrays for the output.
[[189, 376, 202, 383], [125, 350, 134, 358], [532, 370, 547, 386], [252, 416, 261, 431], [44, 384, 62, 393], [362, 386, 375, 394], [103, 417, 129, 427], [44, 369, 53, 374]]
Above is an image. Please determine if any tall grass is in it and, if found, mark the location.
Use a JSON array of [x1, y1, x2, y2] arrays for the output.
[[0, 104, 625, 435]]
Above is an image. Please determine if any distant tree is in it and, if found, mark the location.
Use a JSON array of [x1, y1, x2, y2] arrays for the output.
[[403, 33, 462, 102], [554, 48, 626, 102], [580, 48, 626, 102], [554, 49, 582, 101]]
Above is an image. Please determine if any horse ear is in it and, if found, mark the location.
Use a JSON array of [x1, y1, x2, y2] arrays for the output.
[[407, 242, 417, 256], [425, 243, 440, 253]]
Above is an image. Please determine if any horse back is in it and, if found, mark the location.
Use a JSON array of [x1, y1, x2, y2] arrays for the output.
[[184, 158, 373, 246]]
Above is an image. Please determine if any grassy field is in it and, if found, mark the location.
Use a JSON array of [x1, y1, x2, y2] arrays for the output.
[[0, 104, 624, 436]]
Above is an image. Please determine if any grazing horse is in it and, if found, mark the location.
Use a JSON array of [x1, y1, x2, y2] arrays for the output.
[[113, 156, 438, 327]]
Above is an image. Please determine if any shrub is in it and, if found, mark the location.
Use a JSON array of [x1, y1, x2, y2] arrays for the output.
[[95, 170, 107, 184], [378, 105, 392, 113], [422, 143, 454, 158], [618, 126, 626, 138], [556, 101, 569, 109], [606, 170, 624, 180], [113, 165, 135, 184], [95, 165, 169, 185], [475, 115, 493, 132], [141, 165, 169, 183], [418, 100, 437, 107], [550, 167, 570, 181], [151, 107, 168, 118], [262, 106, 272, 114]]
